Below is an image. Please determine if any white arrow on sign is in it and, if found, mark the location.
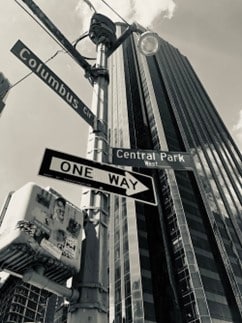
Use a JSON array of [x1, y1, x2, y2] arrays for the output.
[[49, 157, 149, 196], [122, 172, 148, 196]]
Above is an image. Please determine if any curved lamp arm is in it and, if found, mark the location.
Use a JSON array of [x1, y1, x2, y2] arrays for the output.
[[107, 23, 160, 57]]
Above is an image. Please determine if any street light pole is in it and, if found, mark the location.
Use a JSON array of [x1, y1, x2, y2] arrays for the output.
[[68, 14, 115, 323]]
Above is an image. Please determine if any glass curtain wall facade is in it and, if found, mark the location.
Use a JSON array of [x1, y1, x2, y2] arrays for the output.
[[0, 276, 65, 322], [108, 24, 242, 323], [0, 276, 49, 322]]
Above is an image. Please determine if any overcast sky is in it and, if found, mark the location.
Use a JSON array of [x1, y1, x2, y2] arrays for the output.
[[0, 0, 241, 211]]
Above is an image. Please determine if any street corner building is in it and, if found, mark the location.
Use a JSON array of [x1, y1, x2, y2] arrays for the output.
[[107, 23, 242, 323]]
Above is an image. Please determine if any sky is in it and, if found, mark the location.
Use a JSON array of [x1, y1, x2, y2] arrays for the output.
[[0, 0, 241, 213]]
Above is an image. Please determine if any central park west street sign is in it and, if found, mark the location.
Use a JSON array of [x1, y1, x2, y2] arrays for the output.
[[112, 148, 194, 170], [39, 149, 157, 206]]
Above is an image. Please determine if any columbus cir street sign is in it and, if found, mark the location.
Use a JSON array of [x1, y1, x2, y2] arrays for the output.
[[11, 40, 95, 127], [112, 148, 194, 170], [39, 149, 157, 205]]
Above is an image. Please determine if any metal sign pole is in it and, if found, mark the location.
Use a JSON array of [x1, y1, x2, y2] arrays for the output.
[[67, 38, 110, 323]]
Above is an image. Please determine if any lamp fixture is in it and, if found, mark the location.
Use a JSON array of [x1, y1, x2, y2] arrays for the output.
[[137, 31, 160, 56]]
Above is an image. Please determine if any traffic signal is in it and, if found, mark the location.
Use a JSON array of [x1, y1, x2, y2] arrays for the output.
[[0, 72, 10, 113]]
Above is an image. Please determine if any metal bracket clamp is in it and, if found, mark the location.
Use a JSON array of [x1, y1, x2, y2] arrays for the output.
[[85, 218, 108, 229], [92, 135, 109, 144], [81, 189, 109, 198], [87, 148, 109, 156], [92, 118, 108, 134], [69, 282, 108, 313], [81, 206, 108, 217], [87, 135, 109, 156], [76, 282, 108, 293], [82, 207, 109, 228], [85, 66, 110, 86], [69, 301, 108, 313]]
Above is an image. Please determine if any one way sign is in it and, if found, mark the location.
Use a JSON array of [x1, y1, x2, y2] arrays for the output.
[[39, 149, 157, 206]]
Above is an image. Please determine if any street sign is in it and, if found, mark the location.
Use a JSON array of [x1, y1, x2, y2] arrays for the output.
[[11, 40, 96, 127], [112, 148, 194, 170], [39, 149, 157, 206]]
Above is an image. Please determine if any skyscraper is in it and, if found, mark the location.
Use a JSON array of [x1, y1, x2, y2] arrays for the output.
[[108, 24, 242, 323]]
